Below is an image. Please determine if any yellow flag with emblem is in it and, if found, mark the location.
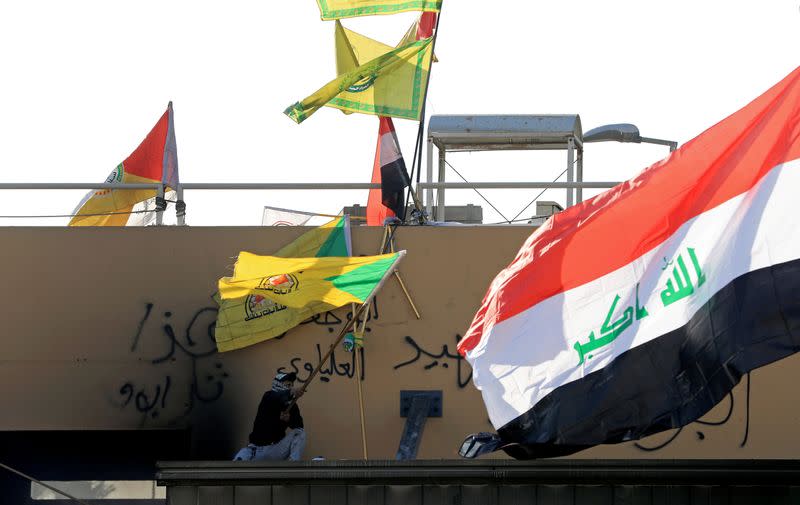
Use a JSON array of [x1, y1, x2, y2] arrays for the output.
[[219, 251, 405, 308], [214, 216, 355, 352], [284, 23, 433, 123], [315, 0, 441, 20]]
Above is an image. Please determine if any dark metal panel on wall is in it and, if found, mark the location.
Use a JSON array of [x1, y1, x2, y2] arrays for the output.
[[197, 486, 234, 505], [574, 485, 613, 505], [422, 484, 461, 505], [309, 485, 347, 505], [233, 485, 271, 505], [497, 485, 537, 505], [166, 486, 198, 505], [384, 485, 422, 505], [537, 485, 574, 505], [612, 485, 653, 505], [461, 484, 498, 505], [272, 485, 309, 505], [346, 485, 384, 505]]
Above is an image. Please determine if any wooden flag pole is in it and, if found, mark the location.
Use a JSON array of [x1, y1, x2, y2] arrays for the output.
[[383, 224, 422, 319], [393, 271, 420, 319], [352, 304, 369, 459], [287, 300, 371, 408], [284, 252, 404, 411]]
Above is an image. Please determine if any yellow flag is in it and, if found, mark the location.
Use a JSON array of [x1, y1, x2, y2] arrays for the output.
[[316, 0, 441, 20], [219, 252, 404, 309], [284, 32, 432, 123], [214, 216, 352, 352], [215, 293, 338, 353]]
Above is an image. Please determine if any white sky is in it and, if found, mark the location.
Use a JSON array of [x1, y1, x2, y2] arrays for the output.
[[1, 1, 798, 226]]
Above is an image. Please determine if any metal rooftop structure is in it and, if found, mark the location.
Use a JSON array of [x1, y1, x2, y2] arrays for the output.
[[425, 115, 584, 221], [427, 114, 582, 151]]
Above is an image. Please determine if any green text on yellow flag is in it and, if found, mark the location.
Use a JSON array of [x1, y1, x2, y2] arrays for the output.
[[284, 30, 432, 123], [219, 251, 405, 309], [316, 0, 441, 20], [214, 216, 353, 352]]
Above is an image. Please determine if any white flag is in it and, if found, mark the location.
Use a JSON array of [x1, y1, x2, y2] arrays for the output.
[[261, 206, 315, 226]]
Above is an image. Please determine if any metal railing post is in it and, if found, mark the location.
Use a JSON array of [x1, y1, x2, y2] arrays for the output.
[[437, 148, 446, 222], [156, 185, 165, 225], [426, 138, 434, 219], [576, 147, 584, 204], [566, 137, 575, 208], [176, 185, 186, 226]]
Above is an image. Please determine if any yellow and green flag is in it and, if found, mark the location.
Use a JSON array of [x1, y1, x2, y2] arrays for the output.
[[219, 251, 405, 309], [316, 0, 441, 20], [275, 214, 352, 258], [284, 26, 433, 123], [214, 216, 353, 352]]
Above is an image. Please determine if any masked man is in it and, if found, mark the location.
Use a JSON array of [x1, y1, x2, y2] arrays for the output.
[[233, 372, 306, 461]]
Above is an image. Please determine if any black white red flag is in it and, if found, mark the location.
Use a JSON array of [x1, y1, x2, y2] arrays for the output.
[[367, 116, 410, 225]]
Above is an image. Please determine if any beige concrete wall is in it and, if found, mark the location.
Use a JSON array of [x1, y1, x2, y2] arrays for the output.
[[0, 226, 798, 460]]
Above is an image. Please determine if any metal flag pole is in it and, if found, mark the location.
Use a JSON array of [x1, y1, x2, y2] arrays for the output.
[[156, 101, 174, 226], [404, 6, 444, 224]]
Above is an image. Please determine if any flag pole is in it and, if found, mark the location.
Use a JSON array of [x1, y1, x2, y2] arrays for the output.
[[404, 6, 444, 224], [382, 223, 421, 319], [351, 303, 369, 459], [156, 101, 173, 226], [285, 253, 405, 410], [354, 345, 368, 458], [285, 296, 371, 412], [382, 225, 422, 319]]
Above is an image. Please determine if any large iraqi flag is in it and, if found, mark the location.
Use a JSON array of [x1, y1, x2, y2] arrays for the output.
[[457, 66, 800, 459]]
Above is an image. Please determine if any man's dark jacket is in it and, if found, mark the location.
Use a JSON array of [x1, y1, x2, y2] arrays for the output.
[[249, 390, 304, 446]]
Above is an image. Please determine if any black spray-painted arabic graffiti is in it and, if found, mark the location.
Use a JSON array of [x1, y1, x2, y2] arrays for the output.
[[276, 302, 378, 383], [114, 302, 228, 425], [270, 298, 380, 341], [634, 372, 751, 452], [279, 345, 365, 384], [302, 299, 380, 333], [393, 334, 473, 389]]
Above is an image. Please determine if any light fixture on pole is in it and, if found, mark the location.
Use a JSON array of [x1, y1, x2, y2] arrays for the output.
[[583, 123, 678, 152]]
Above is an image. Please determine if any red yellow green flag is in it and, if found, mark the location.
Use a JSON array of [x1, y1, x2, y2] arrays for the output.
[[69, 103, 179, 226]]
